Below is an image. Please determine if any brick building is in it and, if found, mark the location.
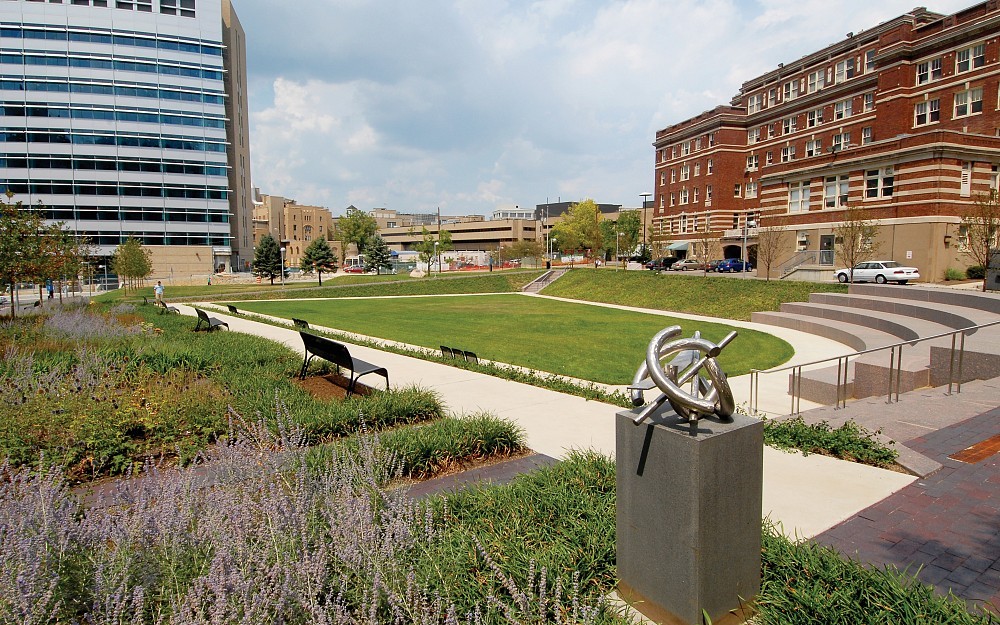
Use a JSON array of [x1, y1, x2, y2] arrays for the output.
[[652, 1, 1000, 281], [252, 193, 340, 269]]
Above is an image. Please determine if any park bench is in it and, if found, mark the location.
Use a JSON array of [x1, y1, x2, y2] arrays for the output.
[[143, 296, 150, 305], [440, 345, 479, 364], [440, 345, 455, 358], [461, 350, 479, 364], [299, 331, 388, 397], [156, 300, 179, 314], [194, 307, 228, 331], [292, 317, 310, 330], [226, 304, 240, 315]]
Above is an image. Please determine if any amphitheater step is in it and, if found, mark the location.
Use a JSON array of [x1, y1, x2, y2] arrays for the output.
[[808, 292, 994, 330], [779, 301, 952, 342]]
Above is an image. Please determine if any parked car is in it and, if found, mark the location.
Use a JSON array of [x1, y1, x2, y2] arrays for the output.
[[834, 261, 920, 284], [645, 257, 679, 271], [342, 265, 365, 274], [670, 258, 705, 271], [705, 259, 724, 272], [717, 258, 753, 273]]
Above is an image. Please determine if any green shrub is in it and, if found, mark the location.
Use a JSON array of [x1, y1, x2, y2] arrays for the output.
[[944, 267, 966, 281], [966, 265, 986, 279], [763, 416, 898, 467]]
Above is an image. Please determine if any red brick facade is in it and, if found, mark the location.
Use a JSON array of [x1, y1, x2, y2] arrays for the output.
[[652, 1, 1000, 281]]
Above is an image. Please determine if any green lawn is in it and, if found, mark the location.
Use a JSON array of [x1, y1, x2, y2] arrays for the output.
[[542, 269, 848, 321], [230, 294, 792, 384]]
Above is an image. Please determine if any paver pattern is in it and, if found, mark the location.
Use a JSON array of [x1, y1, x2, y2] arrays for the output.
[[816, 407, 1000, 615]]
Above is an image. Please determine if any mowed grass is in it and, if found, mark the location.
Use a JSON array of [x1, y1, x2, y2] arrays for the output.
[[543, 269, 848, 321], [230, 294, 792, 384]]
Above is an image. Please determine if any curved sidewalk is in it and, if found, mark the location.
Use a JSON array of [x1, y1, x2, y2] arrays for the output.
[[183, 300, 914, 540]]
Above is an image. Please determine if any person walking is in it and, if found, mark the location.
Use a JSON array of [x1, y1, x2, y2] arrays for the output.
[[154, 280, 164, 305]]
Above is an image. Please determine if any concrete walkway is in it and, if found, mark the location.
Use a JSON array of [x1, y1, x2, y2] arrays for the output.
[[184, 296, 916, 540]]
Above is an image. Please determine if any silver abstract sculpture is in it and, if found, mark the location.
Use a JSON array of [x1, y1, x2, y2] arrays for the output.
[[629, 326, 737, 425]]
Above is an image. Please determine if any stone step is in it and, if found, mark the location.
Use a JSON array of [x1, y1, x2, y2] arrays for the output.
[[779, 301, 951, 342], [849, 284, 1000, 315], [750, 310, 899, 351], [808, 292, 994, 331]]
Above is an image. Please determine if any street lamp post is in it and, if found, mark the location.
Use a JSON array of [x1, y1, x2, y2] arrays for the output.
[[743, 214, 756, 279], [434, 241, 439, 275], [280, 246, 286, 286], [616, 231, 623, 271]]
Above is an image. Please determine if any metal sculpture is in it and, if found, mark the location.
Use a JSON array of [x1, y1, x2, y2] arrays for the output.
[[629, 326, 737, 425]]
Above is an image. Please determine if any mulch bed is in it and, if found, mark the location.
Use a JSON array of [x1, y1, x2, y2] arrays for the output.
[[294, 372, 374, 401]]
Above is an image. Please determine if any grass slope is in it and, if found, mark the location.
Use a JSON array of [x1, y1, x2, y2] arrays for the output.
[[542, 269, 848, 321], [231, 294, 792, 384]]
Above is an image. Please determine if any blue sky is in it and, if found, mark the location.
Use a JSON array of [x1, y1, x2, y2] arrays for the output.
[[237, 0, 972, 215]]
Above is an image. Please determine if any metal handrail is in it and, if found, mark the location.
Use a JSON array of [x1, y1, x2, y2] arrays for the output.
[[749, 318, 1000, 415]]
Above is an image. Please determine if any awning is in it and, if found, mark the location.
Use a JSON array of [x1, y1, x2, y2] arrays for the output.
[[667, 242, 689, 251]]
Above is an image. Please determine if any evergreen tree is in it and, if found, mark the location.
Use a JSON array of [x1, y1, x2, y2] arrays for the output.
[[300, 237, 337, 285], [253, 234, 283, 285], [362, 235, 393, 275]]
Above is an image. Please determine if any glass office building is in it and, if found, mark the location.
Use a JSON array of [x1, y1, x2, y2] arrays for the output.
[[0, 0, 253, 275]]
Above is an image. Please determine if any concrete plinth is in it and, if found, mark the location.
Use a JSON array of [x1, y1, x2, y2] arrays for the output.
[[616, 407, 763, 625]]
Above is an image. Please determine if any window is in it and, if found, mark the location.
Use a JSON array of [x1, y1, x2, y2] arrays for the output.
[[916, 58, 942, 84], [748, 94, 761, 114], [807, 70, 825, 93], [734, 184, 742, 198], [680, 164, 690, 181], [669, 192, 676, 207], [695, 137, 702, 150], [954, 87, 983, 117], [706, 159, 713, 174], [914, 99, 940, 125], [862, 127, 873, 145], [745, 181, 758, 198], [864, 167, 893, 199], [767, 123, 776, 139], [693, 187, 700, 203], [694, 163, 700, 176], [671, 146, 677, 158], [708, 133, 716, 147], [961, 162, 972, 197], [956, 44, 985, 73], [806, 140, 822, 157], [765, 151, 773, 166], [783, 79, 799, 101], [767, 88, 777, 108], [824, 175, 850, 208], [659, 171, 666, 186], [834, 99, 853, 120], [863, 93, 874, 112], [865, 50, 876, 73], [732, 213, 740, 228], [781, 145, 796, 162], [807, 108, 823, 127], [832, 132, 851, 151], [706, 185, 712, 202], [680, 188, 689, 204], [746, 154, 758, 171], [835, 58, 855, 83], [992, 165, 999, 191], [788, 182, 810, 212], [782, 116, 797, 134], [682, 141, 691, 156], [681, 215, 688, 232], [747, 127, 760, 144]]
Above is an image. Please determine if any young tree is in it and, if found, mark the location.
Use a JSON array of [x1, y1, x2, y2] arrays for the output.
[[835, 205, 881, 282], [253, 233, 283, 285], [299, 237, 337, 285], [551, 199, 603, 258], [412, 228, 452, 276], [336, 208, 378, 265], [692, 223, 720, 275], [615, 210, 642, 262], [960, 190, 1000, 292], [510, 239, 544, 267], [111, 237, 153, 293], [755, 219, 791, 281], [362, 234, 393, 275], [0, 195, 46, 317]]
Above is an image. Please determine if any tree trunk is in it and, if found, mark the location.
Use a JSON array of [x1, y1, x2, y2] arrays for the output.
[[318, 271, 323, 286]]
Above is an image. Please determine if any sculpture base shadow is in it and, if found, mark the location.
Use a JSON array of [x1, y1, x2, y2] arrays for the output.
[[616, 405, 763, 625]]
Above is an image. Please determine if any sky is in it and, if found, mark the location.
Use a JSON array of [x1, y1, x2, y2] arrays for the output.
[[236, 0, 973, 216]]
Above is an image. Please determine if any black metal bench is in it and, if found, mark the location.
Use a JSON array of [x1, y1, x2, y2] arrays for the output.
[[194, 307, 228, 331], [226, 304, 240, 315], [292, 318, 310, 330], [460, 350, 479, 364], [156, 300, 179, 314], [441, 345, 478, 364], [440, 345, 456, 358], [299, 331, 388, 396]]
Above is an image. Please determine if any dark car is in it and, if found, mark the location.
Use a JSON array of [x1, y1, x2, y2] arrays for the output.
[[706, 259, 724, 272], [717, 258, 752, 272], [645, 257, 678, 271]]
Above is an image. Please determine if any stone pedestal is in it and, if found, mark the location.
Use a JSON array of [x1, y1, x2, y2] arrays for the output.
[[616, 406, 763, 625]]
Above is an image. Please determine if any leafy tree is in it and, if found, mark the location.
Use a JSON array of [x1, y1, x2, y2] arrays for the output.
[[111, 237, 152, 293], [44, 227, 89, 302], [253, 233, 283, 285], [960, 191, 1000, 292], [835, 205, 881, 282], [0, 196, 46, 317], [551, 199, 603, 257], [510, 239, 544, 267], [755, 219, 791, 281], [299, 237, 337, 285], [337, 208, 378, 264], [362, 235, 393, 275], [692, 223, 721, 275], [598, 220, 617, 261], [412, 227, 452, 276], [615, 210, 642, 262]]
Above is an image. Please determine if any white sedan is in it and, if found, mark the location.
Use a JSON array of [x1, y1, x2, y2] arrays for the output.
[[834, 261, 920, 284]]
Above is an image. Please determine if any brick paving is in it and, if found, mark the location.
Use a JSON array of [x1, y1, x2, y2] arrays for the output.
[[815, 407, 1000, 615]]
